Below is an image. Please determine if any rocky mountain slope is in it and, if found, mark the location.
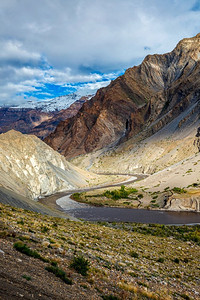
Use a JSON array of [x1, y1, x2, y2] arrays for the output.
[[0, 96, 89, 139], [71, 100, 200, 211], [45, 33, 200, 158], [0, 130, 95, 200]]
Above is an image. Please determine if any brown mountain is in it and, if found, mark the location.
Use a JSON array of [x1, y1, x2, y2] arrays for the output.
[[0, 97, 88, 139], [0, 108, 53, 136], [30, 96, 88, 139], [44, 34, 200, 158]]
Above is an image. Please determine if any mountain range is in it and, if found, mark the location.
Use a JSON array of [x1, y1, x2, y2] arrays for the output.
[[0, 95, 91, 139], [45, 34, 200, 159], [0, 34, 199, 213]]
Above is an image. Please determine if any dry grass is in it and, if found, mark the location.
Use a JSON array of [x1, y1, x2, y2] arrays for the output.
[[0, 203, 199, 299]]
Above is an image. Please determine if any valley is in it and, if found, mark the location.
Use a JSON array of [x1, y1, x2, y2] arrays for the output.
[[0, 33, 200, 300]]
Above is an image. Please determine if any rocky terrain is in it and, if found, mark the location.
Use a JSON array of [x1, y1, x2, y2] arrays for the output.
[[0, 130, 101, 200], [0, 203, 199, 299], [0, 107, 54, 136], [0, 130, 129, 204], [45, 33, 200, 159], [30, 96, 90, 139], [71, 108, 200, 211], [0, 96, 89, 139]]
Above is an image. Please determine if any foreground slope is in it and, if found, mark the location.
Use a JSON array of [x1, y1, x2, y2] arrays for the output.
[[0, 203, 199, 299], [45, 34, 200, 158]]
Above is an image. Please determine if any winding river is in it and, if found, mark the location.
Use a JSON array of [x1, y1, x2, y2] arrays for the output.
[[56, 195, 200, 225], [55, 174, 200, 225]]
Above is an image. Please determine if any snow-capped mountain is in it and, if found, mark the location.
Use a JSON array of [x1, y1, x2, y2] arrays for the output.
[[10, 93, 94, 112]]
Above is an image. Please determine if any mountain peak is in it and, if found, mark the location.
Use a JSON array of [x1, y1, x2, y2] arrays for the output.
[[175, 33, 200, 61], [44, 34, 200, 158]]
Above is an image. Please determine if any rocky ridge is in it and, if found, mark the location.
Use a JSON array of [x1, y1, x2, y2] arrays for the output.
[[0, 130, 94, 200], [45, 34, 200, 158]]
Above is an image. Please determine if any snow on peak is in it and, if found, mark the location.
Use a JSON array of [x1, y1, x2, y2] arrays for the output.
[[10, 93, 94, 112]]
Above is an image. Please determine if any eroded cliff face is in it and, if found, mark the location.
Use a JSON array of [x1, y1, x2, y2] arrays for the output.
[[195, 127, 200, 151], [0, 130, 92, 200], [165, 196, 200, 212], [45, 34, 200, 158]]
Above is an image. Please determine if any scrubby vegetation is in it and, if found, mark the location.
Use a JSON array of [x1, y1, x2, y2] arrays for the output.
[[71, 186, 144, 208], [172, 187, 187, 194], [70, 255, 90, 276], [102, 222, 200, 245], [45, 265, 72, 284], [103, 185, 138, 200], [70, 183, 200, 211], [14, 241, 48, 262], [1, 203, 200, 299]]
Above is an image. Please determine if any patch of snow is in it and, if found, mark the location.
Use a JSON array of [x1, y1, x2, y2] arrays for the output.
[[9, 92, 94, 112]]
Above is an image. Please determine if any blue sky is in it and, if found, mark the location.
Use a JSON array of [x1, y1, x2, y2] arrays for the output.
[[0, 0, 200, 105]]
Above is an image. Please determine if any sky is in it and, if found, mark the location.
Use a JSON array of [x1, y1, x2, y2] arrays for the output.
[[0, 0, 200, 106]]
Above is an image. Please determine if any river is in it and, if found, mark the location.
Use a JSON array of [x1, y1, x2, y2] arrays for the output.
[[56, 195, 200, 225]]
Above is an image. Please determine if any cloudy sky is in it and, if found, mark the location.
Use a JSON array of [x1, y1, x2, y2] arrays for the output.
[[0, 0, 200, 105]]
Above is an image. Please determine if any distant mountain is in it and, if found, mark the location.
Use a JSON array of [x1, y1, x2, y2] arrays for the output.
[[9, 93, 94, 112], [44, 33, 200, 158], [0, 95, 93, 139]]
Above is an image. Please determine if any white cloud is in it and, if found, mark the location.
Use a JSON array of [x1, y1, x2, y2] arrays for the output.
[[0, 40, 41, 66], [0, 0, 200, 105]]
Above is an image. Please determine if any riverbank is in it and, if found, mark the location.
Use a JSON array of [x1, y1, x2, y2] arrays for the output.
[[38, 174, 200, 225], [56, 195, 200, 225], [39, 174, 143, 213]]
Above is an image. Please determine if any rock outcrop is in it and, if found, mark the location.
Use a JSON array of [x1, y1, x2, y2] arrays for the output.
[[0, 130, 93, 200], [165, 195, 200, 212], [0, 108, 54, 136], [45, 34, 200, 158], [194, 127, 200, 151]]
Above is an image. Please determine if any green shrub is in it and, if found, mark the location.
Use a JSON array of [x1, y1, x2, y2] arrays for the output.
[[22, 274, 32, 281], [72, 193, 82, 200], [172, 187, 186, 194], [70, 255, 90, 276], [103, 187, 138, 200], [130, 251, 139, 258], [102, 295, 119, 300], [180, 294, 191, 300], [51, 260, 58, 267], [174, 258, 180, 264], [157, 257, 164, 263], [17, 219, 24, 225], [41, 225, 49, 233], [14, 241, 48, 262], [137, 193, 143, 199], [151, 200, 156, 203], [45, 265, 72, 285]]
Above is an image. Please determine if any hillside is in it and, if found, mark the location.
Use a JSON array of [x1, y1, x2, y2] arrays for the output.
[[0, 203, 199, 299], [0, 130, 130, 204], [71, 107, 200, 211], [0, 131, 102, 200], [45, 34, 200, 159]]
